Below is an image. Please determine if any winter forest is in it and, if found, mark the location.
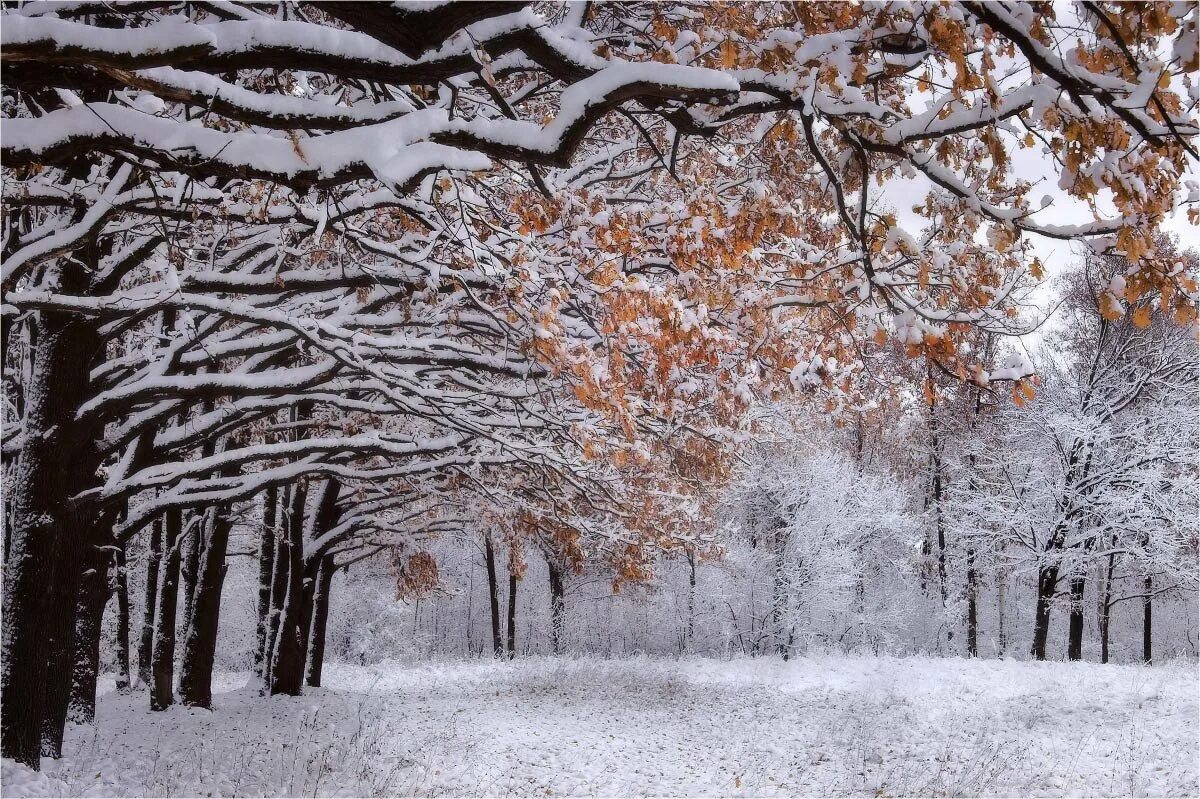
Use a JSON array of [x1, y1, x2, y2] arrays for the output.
[[1, 1, 1198, 797]]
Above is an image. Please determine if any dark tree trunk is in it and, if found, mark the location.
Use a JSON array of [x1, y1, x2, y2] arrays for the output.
[[42, 505, 112, 758], [255, 486, 278, 677], [1099, 553, 1117, 664], [114, 544, 132, 694], [1030, 565, 1058, 661], [151, 509, 183, 711], [484, 536, 503, 657], [178, 505, 233, 708], [686, 550, 697, 649], [297, 562, 318, 672], [1067, 575, 1085, 661], [305, 557, 334, 688], [269, 479, 309, 696], [137, 519, 163, 687], [1142, 573, 1153, 664], [506, 572, 517, 659], [1, 296, 100, 768], [966, 548, 978, 657], [179, 518, 203, 641], [67, 543, 112, 725], [996, 574, 1008, 657], [547, 560, 565, 655], [928, 403, 948, 609]]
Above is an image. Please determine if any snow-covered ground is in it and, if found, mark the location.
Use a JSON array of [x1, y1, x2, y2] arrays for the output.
[[3, 656, 1196, 798]]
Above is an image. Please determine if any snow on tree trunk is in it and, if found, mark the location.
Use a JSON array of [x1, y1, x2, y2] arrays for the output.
[[1067, 576, 1086, 661], [1, 286, 101, 768], [114, 543, 132, 695], [151, 508, 183, 711], [548, 560, 566, 656], [137, 519, 162, 688], [179, 505, 233, 708], [305, 557, 334, 688], [1030, 566, 1058, 661], [254, 487, 278, 678], [68, 542, 112, 725]]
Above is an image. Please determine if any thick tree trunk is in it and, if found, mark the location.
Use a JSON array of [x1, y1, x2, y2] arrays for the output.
[[547, 560, 565, 655], [297, 561, 318, 672], [1067, 575, 1085, 661], [255, 486, 278, 676], [137, 519, 163, 687], [1142, 574, 1153, 664], [484, 535, 503, 657], [42, 479, 113, 757], [506, 572, 518, 659], [966, 548, 978, 657], [150, 509, 183, 711], [1030, 565, 1058, 661], [1, 300, 100, 768], [178, 506, 233, 708], [305, 557, 334, 688], [114, 544, 132, 694], [67, 544, 112, 725]]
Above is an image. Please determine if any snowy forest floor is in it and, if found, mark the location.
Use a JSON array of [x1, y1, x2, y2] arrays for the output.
[[3, 656, 1196, 798]]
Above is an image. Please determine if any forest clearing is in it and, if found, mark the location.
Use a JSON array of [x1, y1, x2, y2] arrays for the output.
[[4, 657, 1197, 798], [2, 1, 1198, 797]]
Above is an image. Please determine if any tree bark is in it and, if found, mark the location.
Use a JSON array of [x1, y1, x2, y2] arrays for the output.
[[264, 507, 289, 690], [42, 498, 113, 758], [254, 486, 278, 677], [114, 544, 132, 694], [1, 292, 100, 768], [178, 505, 233, 708], [1030, 565, 1057, 661], [305, 557, 334, 688], [506, 572, 518, 659], [1142, 573, 1153, 664], [1067, 575, 1085, 661], [269, 478, 309, 695], [67, 543, 112, 725], [547, 560, 565, 655], [484, 535, 503, 657], [686, 550, 697, 650], [137, 519, 163, 687], [150, 509, 183, 711], [178, 517, 203, 643], [966, 548, 978, 657], [1099, 553, 1117, 664]]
